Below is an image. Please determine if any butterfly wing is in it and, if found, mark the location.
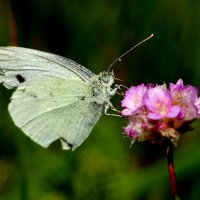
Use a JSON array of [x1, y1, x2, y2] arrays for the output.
[[0, 47, 113, 150], [8, 78, 103, 150], [0, 47, 94, 89]]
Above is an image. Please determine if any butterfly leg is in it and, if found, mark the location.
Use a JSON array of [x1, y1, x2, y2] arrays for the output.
[[115, 84, 129, 96], [104, 103, 121, 117]]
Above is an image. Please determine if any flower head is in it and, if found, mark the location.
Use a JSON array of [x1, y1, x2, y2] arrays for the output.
[[121, 79, 200, 145]]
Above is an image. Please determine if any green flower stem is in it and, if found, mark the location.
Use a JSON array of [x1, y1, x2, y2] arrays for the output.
[[166, 142, 180, 200]]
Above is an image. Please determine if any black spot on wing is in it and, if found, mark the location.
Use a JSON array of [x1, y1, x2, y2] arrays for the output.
[[60, 137, 73, 149], [15, 74, 26, 83]]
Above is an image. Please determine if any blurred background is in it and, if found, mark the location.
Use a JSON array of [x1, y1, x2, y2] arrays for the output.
[[1, 0, 200, 199]]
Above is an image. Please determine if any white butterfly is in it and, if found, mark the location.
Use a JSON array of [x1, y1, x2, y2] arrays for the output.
[[0, 47, 117, 150]]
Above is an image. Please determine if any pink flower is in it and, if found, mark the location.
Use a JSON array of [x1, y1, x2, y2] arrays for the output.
[[124, 124, 140, 140], [121, 84, 147, 116], [169, 79, 184, 91], [144, 87, 181, 120], [195, 97, 200, 115], [170, 79, 199, 120], [121, 79, 200, 146], [123, 114, 152, 142]]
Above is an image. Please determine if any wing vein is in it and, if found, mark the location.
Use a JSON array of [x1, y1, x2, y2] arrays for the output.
[[19, 101, 81, 128]]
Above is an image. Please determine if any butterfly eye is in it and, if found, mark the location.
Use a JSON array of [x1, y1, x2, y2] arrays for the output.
[[101, 72, 110, 83]]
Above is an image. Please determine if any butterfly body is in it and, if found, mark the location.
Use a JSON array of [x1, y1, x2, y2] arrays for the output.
[[0, 47, 116, 150]]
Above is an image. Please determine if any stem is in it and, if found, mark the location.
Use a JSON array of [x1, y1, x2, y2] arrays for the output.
[[166, 142, 180, 200]]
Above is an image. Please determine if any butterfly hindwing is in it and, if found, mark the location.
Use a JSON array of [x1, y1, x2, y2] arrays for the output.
[[8, 78, 103, 150]]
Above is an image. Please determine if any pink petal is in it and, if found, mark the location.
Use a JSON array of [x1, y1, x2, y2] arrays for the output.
[[170, 79, 184, 91], [121, 97, 138, 110], [147, 112, 163, 120], [121, 109, 133, 116], [166, 106, 181, 118], [121, 85, 147, 112]]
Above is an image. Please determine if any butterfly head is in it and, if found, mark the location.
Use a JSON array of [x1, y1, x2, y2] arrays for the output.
[[100, 71, 115, 87]]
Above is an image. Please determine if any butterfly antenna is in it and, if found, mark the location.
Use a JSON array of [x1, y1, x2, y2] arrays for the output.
[[114, 77, 126, 82], [107, 34, 154, 71]]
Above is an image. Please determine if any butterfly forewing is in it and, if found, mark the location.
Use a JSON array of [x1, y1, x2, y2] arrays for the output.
[[0, 47, 94, 89], [8, 78, 103, 150]]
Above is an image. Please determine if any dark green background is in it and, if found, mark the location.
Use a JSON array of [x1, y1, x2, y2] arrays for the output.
[[1, 0, 200, 199]]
